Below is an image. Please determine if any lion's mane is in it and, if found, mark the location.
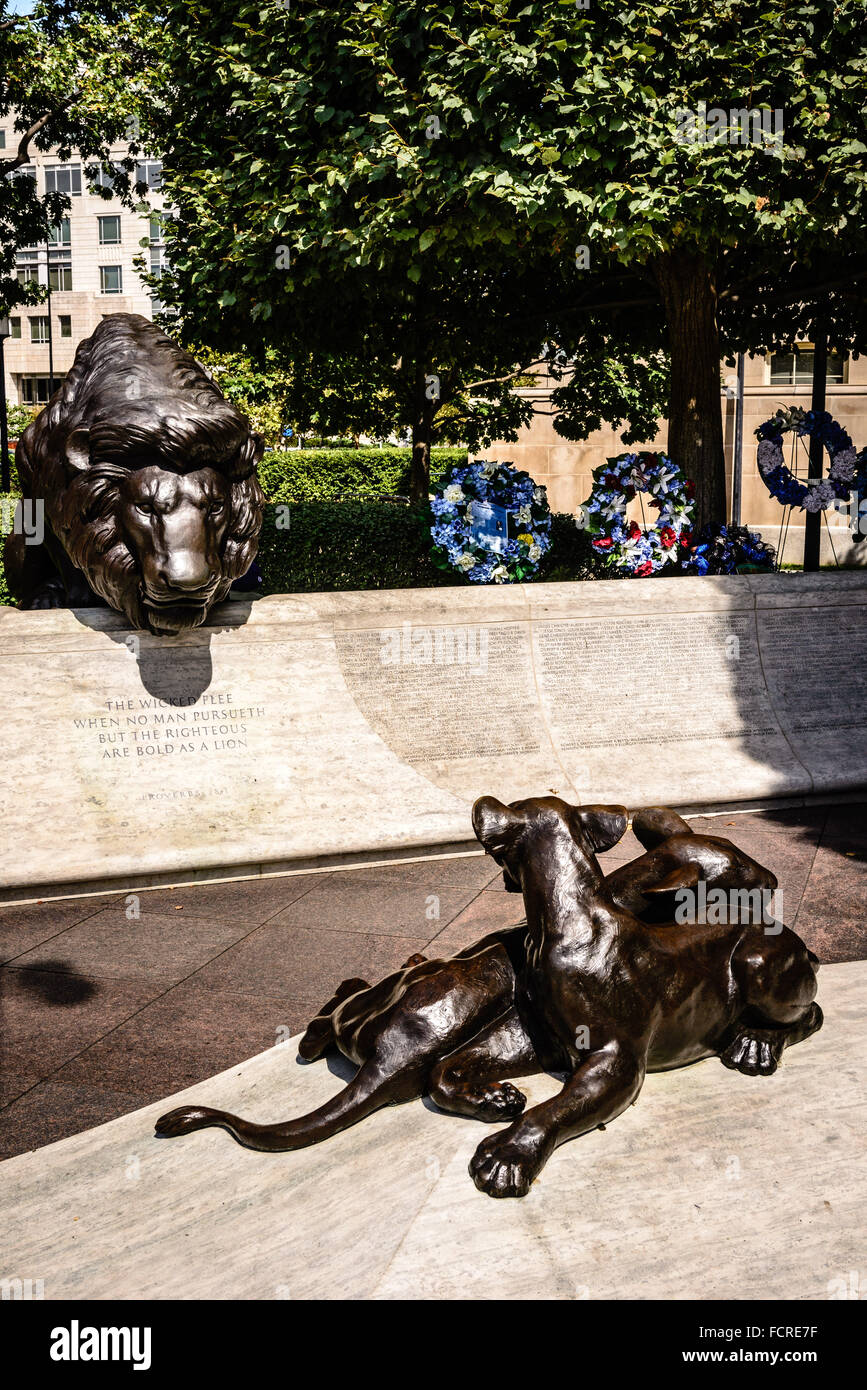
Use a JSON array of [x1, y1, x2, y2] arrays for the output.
[[16, 313, 265, 626]]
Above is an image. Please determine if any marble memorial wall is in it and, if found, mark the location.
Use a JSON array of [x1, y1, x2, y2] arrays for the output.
[[1, 571, 864, 897]]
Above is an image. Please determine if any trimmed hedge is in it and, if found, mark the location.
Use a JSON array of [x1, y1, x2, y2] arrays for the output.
[[257, 502, 459, 593], [256, 502, 600, 593], [0, 552, 11, 606], [0, 492, 17, 606], [257, 446, 465, 503], [253, 447, 603, 590]]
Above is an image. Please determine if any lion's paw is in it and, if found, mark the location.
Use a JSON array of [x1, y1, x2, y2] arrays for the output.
[[24, 581, 68, 610]]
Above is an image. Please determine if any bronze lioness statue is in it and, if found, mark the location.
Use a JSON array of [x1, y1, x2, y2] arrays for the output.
[[4, 313, 265, 634], [156, 802, 821, 1197]]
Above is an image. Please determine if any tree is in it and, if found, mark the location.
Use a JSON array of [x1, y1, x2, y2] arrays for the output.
[[138, 1, 557, 497], [142, 1, 867, 523], [1, 1, 157, 314], [386, 0, 865, 525], [191, 344, 295, 446]]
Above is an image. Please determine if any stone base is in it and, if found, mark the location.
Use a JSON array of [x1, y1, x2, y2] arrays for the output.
[[2, 960, 862, 1301]]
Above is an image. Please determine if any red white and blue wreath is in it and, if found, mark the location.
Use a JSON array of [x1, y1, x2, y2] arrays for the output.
[[582, 451, 695, 576], [755, 407, 865, 512], [430, 459, 552, 583]]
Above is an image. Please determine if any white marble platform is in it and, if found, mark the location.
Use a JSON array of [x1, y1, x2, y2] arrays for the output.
[[2, 571, 866, 899], [1, 960, 863, 1301]]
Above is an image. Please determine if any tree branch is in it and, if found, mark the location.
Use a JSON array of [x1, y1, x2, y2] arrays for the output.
[[722, 262, 867, 305], [768, 270, 867, 304], [461, 365, 538, 392], [1, 94, 80, 176]]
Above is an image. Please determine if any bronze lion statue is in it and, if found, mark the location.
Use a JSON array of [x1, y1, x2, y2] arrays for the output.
[[4, 313, 265, 634], [156, 803, 821, 1199]]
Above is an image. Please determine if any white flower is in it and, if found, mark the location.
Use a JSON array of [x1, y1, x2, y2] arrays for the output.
[[457, 552, 476, 571], [533, 486, 545, 503], [601, 497, 626, 521], [491, 564, 509, 583], [830, 448, 857, 482], [757, 439, 783, 473], [480, 461, 498, 479], [517, 504, 533, 524], [654, 466, 679, 491], [443, 484, 465, 504], [833, 447, 857, 467], [830, 459, 856, 483], [528, 543, 541, 562], [803, 480, 836, 512]]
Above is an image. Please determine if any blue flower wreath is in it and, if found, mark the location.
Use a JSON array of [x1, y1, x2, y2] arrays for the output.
[[755, 407, 866, 513], [581, 451, 695, 577], [430, 460, 552, 583], [683, 523, 775, 576]]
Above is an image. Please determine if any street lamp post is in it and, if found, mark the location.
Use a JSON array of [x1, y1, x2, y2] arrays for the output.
[[44, 241, 56, 397], [803, 321, 827, 573], [730, 352, 745, 528], [0, 316, 10, 493]]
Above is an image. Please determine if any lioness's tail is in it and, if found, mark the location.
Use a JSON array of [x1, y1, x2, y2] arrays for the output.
[[155, 943, 515, 1154], [154, 1057, 413, 1153]]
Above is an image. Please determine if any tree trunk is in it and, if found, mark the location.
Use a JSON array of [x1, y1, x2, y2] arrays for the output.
[[409, 368, 435, 502], [652, 249, 726, 530]]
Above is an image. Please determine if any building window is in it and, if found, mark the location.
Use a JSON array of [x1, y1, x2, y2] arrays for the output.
[[87, 162, 118, 192], [135, 160, 162, 191], [59, 315, 72, 339], [48, 219, 71, 247], [147, 215, 168, 310], [20, 377, 53, 405], [769, 347, 846, 386], [9, 317, 21, 339], [30, 317, 50, 344], [44, 163, 82, 196], [48, 262, 72, 291], [148, 217, 166, 274], [15, 251, 39, 287], [98, 215, 122, 245], [0, 130, 5, 149], [8, 164, 35, 181], [100, 265, 123, 294]]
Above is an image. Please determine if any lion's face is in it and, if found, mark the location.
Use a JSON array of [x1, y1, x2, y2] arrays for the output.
[[119, 466, 232, 634]]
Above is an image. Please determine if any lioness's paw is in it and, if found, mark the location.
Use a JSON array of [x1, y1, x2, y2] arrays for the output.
[[469, 1129, 545, 1199], [154, 1105, 217, 1138], [473, 1082, 527, 1122], [720, 1031, 782, 1077]]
